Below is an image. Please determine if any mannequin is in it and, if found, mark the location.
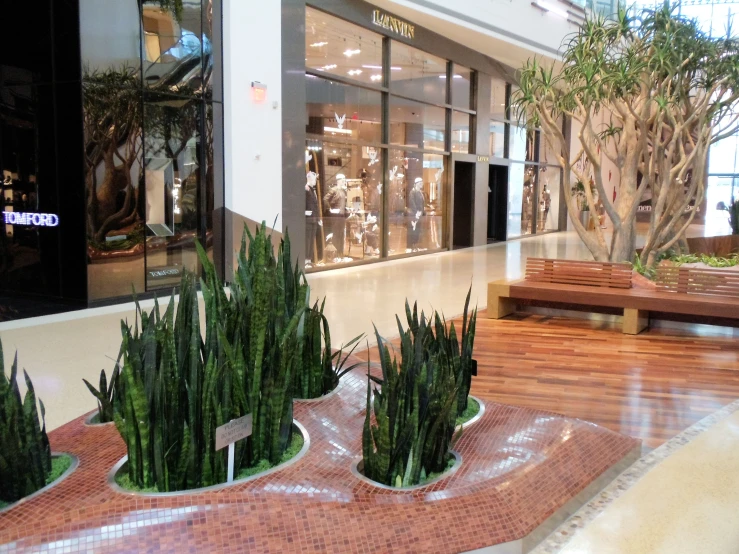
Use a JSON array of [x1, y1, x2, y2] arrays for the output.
[[407, 177, 425, 251], [364, 214, 379, 255], [305, 172, 321, 266], [522, 183, 532, 233], [323, 174, 347, 260], [368, 182, 382, 216], [541, 184, 551, 229]]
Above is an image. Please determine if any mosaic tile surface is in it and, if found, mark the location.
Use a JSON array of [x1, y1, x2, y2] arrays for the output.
[[0, 357, 638, 553]]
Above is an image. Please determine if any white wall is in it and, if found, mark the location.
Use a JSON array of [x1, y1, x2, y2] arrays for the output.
[[223, 0, 284, 231]]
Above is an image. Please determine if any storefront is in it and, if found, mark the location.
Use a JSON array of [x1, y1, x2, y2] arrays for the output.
[[301, 1, 566, 271], [0, 0, 224, 319]]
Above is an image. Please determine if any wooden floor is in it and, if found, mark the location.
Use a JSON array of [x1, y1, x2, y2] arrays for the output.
[[359, 314, 739, 448]]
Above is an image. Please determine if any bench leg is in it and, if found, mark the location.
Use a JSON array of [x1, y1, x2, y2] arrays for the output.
[[487, 282, 516, 319], [623, 308, 649, 335]]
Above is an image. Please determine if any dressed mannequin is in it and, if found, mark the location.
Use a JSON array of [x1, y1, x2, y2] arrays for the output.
[[541, 184, 551, 229], [368, 182, 382, 216], [305, 172, 321, 266], [364, 214, 379, 255], [522, 184, 532, 233], [323, 174, 347, 260], [407, 177, 425, 251]]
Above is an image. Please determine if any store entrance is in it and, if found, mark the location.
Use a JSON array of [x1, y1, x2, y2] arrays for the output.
[[488, 165, 508, 242], [453, 161, 475, 249]]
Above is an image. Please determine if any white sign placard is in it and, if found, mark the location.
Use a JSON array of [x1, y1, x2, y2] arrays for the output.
[[216, 414, 253, 451]]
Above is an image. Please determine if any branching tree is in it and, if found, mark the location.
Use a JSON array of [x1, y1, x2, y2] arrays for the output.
[[514, 3, 739, 267], [82, 67, 143, 243]]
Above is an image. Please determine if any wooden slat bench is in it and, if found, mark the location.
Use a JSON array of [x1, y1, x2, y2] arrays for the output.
[[488, 258, 739, 335]]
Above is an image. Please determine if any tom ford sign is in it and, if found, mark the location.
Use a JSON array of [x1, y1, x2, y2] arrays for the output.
[[3, 212, 59, 227], [372, 10, 415, 39]]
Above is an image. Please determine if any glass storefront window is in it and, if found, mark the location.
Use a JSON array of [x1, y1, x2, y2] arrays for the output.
[[387, 150, 445, 256], [709, 134, 739, 174], [306, 76, 382, 143], [491, 78, 507, 120], [389, 96, 446, 151], [305, 7, 384, 86], [143, 97, 202, 291], [538, 166, 561, 231], [490, 120, 506, 158], [452, 65, 473, 109], [507, 163, 537, 238], [509, 125, 536, 162], [390, 41, 447, 105], [451, 111, 471, 153], [304, 141, 384, 268]]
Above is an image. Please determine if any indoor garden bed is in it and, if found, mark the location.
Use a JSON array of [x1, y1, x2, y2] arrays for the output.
[[456, 396, 485, 428], [109, 422, 309, 495], [352, 452, 462, 491], [0, 454, 76, 512]]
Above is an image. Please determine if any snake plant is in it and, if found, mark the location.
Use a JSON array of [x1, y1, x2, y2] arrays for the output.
[[82, 361, 120, 423], [404, 287, 478, 416], [0, 340, 52, 503], [295, 299, 364, 399], [115, 223, 310, 491], [363, 317, 462, 488]]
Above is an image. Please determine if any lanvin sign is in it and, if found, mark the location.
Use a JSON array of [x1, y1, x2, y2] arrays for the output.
[[371, 10, 415, 39]]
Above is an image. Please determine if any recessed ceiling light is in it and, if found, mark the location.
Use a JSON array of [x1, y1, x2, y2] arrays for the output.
[[344, 49, 361, 57], [317, 64, 337, 71], [310, 41, 328, 47], [439, 75, 463, 79], [370, 75, 382, 82], [348, 69, 363, 76]]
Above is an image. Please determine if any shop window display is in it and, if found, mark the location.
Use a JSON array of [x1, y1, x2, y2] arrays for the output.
[[507, 163, 537, 238], [389, 97, 446, 151], [305, 8, 384, 86], [452, 65, 473, 109], [537, 166, 561, 232], [390, 42, 448, 105], [304, 142, 383, 268], [490, 78, 507, 120], [387, 150, 445, 256], [489, 121, 506, 158], [305, 77, 382, 143], [452, 111, 472, 154]]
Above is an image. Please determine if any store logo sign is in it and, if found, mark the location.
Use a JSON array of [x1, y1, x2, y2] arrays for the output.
[[372, 10, 415, 39], [3, 212, 59, 227]]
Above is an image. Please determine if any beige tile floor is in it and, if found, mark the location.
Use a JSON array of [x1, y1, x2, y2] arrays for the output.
[[558, 408, 739, 554]]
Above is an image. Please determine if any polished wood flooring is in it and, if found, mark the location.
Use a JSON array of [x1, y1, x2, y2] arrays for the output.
[[359, 314, 739, 448]]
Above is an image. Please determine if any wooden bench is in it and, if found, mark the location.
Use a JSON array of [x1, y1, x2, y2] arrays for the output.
[[488, 258, 739, 335]]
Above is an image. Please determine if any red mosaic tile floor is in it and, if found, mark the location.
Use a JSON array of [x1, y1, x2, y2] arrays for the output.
[[0, 356, 638, 553]]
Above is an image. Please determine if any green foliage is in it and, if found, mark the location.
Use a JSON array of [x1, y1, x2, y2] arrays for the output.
[[456, 397, 480, 426], [83, 361, 120, 423], [295, 299, 364, 399], [632, 253, 656, 280], [114, 223, 312, 492], [670, 253, 739, 268], [0, 340, 52, 503], [362, 290, 478, 488], [404, 287, 478, 417]]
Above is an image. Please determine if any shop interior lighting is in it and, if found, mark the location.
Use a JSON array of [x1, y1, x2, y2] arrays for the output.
[[370, 74, 382, 82], [318, 64, 337, 71], [535, 0, 569, 18], [324, 126, 353, 135], [310, 41, 328, 47], [347, 69, 363, 76], [343, 48, 361, 57], [362, 65, 402, 70], [438, 75, 463, 79]]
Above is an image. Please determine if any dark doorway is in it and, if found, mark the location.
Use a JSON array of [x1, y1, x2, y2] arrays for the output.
[[488, 165, 508, 242], [453, 161, 475, 249]]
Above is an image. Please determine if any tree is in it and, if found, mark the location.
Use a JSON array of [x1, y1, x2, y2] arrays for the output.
[[82, 67, 143, 244], [514, 3, 739, 267]]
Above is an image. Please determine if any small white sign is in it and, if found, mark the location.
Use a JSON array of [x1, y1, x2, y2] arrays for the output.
[[216, 414, 253, 451]]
